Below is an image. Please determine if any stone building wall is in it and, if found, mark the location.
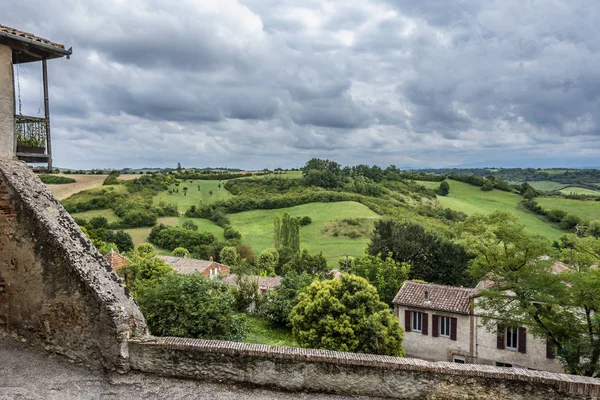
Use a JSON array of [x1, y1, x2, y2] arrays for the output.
[[129, 336, 600, 400], [0, 44, 14, 158], [0, 160, 147, 371]]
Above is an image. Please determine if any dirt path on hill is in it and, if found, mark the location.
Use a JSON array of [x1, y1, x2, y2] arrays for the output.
[[46, 174, 140, 200]]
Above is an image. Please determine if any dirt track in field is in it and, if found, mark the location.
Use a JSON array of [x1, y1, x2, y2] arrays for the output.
[[46, 174, 140, 200]]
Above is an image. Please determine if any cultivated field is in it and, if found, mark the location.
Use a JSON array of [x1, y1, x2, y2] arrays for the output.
[[228, 201, 380, 264], [72, 209, 120, 223], [46, 174, 140, 200], [526, 181, 569, 192], [417, 180, 563, 240]]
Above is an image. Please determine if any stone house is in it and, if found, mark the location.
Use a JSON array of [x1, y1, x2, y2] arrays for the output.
[[393, 280, 563, 372], [158, 255, 230, 279]]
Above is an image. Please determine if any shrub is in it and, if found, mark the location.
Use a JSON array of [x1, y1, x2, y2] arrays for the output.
[[298, 216, 312, 226], [39, 174, 76, 184], [224, 227, 242, 240]]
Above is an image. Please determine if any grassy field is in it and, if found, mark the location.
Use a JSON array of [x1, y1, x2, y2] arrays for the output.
[[526, 181, 569, 192], [124, 217, 179, 246], [257, 171, 303, 179], [153, 179, 234, 210], [179, 217, 226, 241], [416, 180, 563, 240], [559, 187, 600, 196], [536, 197, 600, 222], [243, 314, 297, 347], [72, 209, 120, 223], [228, 201, 380, 264]]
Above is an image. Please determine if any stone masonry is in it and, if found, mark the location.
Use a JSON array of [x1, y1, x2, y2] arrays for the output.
[[0, 160, 147, 371], [0, 44, 14, 159]]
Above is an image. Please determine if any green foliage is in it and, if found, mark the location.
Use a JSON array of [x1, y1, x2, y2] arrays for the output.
[[369, 219, 474, 286], [281, 249, 328, 276], [135, 273, 249, 340], [119, 246, 174, 295], [348, 253, 410, 304], [274, 213, 300, 253], [462, 213, 600, 376], [256, 248, 279, 276], [232, 274, 261, 312], [302, 158, 344, 189], [290, 274, 404, 356], [39, 174, 76, 184], [260, 271, 317, 328], [171, 247, 190, 257], [298, 216, 312, 226], [219, 246, 239, 266], [480, 180, 494, 191], [182, 220, 198, 231], [148, 224, 216, 251], [223, 227, 242, 240], [89, 216, 109, 229], [103, 230, 134, 253], [103, 171, 121, 185], [438, 181, 450, 196]]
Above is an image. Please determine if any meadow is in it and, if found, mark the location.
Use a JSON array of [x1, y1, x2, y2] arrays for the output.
[[228, 201, 380, 264], [153, 179, 233, 210], [559, 187, 600, 196], [417, 180, 563, 240], [526, 181, 569, 192], [536, 197, 600, 222]]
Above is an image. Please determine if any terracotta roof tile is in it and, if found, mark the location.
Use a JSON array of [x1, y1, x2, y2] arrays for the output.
[[158, 256, 229, 275], [0, 24, 65, 49], [393, 281, 476, 314], [104, 252, 129, 271]]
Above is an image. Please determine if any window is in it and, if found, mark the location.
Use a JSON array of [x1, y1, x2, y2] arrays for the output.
[[495, 361, 513, 368], [506, 326, 518, 350], [412, 311, 422, 332], [452, 355, 465, 364], [440, 316, 451, 337]]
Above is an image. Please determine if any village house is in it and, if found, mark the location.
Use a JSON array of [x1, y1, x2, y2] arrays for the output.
[[158, 255, 230, 279], [394, 280, 563, 372]]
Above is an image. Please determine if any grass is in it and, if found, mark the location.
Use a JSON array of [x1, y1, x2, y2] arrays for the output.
[[153, 179, 234, 210], [178, 217, 226, 241], [124, 217, 179, 246], [243, 314, 297, 347], [228, 201, 380, 265], [526, 181, 569, 192], [559, 187, 600, 196], [416, 180, 563, 241], [256, 171, 303, 180], [536, 197, 600, 222], [72, 209, 120, 223]]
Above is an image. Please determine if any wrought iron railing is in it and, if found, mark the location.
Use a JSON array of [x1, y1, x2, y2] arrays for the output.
[[15, 115, 47, 153]]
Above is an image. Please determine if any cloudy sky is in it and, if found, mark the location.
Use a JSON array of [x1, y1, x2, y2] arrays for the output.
[[5, 0, 600, 170]]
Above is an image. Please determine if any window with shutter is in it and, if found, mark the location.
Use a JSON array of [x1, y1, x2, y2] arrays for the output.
[[432, 315, 439, 337], [450, 317, 457, 341], [439, 316, 450, 337], [518, 327, 527, 353], [497, 325, 505, 349], [412, 311, 422, 332], [404, 310, 411, 332], [422, 313, 428, 335], [506, 326, 518, 350]]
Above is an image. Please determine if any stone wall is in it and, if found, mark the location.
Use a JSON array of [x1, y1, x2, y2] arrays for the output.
[[0, 45, 14, 158], [0, 160, 147, 371], [129, 337, 600, 400]]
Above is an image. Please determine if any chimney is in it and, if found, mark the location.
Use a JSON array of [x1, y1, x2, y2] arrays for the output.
[[209, 256, 213, 262], [424, 290, 430, 303]]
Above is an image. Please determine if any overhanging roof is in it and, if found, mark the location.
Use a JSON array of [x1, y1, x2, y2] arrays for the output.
[[0, 24, 72, 63]]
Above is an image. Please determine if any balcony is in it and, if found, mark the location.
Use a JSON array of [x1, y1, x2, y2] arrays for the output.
[[15, 115, 51, 165]]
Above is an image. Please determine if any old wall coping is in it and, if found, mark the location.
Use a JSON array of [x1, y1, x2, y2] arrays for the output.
[[129, 336, 600, 398]]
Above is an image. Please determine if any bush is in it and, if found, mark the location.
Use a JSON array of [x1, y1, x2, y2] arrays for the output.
[[224, 227, 242, 240], [560, 214, 581, 230], [298, 216, 312, 226], [103, 171, 121, 185], [182, 220, 198, 231], [171, 247, 190, 257], [135, 273, 249, 340], [39, 174, 76, 184], [148, 225, 216, 251], [437, 181, 450, 196]]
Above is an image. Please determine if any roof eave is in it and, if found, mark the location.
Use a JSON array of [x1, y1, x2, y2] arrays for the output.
[[0, 30, 72, 63], [393, 303, 472, 315]]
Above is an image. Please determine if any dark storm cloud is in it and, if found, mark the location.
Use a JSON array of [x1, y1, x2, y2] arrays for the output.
[[3, 0, 600, 169]]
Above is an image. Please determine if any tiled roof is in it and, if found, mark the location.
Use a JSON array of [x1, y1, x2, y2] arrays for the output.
[[0, 24, 65, 49], [158, 256, 228, 275], [104, 251, 129, 271], [393, 281, 477, 314], [223, 274, 282, 290]]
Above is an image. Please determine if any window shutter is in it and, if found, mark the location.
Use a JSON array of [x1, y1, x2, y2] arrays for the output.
[[432, 315, 439, 337], [546, 338, 555, 359], [518, 327, 527, 353], [497, 325, 505, 349], [404, 310, 411, 332], [422, 313, 429, 335], [450, 317, 457, 341]]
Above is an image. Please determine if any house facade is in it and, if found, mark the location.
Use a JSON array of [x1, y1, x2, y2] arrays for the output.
[[158, 255, 230, 279], [394, 281, 563, 372]]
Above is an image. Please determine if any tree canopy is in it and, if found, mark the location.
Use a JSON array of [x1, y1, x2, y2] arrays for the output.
[[290, 274, 404, 356]]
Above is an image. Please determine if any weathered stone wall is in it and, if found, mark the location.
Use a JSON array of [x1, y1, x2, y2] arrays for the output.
[[0, 160, 147, 371], [129, 337, 600, 400], [0, 45, 14, 158]]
